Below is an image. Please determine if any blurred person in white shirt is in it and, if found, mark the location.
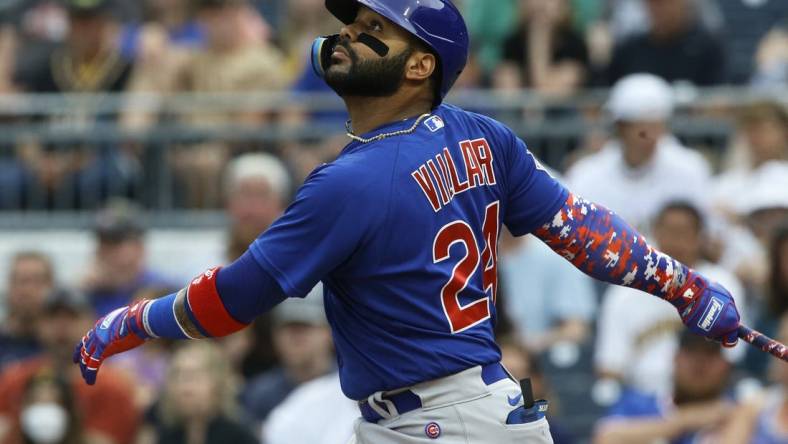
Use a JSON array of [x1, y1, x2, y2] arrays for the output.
[[595, 201, 745, 399], [567, 73, 711, 233], [725, 161, 788, 294], [262, 372, 357, 444], [714, 101, 787, 222]]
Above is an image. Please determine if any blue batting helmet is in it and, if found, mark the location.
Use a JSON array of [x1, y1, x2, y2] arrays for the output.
[[318, 0, 469, 104]]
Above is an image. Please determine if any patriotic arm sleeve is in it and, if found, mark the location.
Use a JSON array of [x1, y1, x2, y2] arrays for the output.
[[531, 193, 739, 346], [532, 193, 691, 302]]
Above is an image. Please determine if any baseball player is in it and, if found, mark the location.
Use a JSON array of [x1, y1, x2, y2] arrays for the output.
[[74, 1, 741, 443]]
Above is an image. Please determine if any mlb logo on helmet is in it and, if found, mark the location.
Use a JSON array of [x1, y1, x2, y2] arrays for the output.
[[424, 422, 441, 439]]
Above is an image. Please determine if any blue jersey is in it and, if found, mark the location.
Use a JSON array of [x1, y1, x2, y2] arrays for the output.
[[250, 104, 568, 400]]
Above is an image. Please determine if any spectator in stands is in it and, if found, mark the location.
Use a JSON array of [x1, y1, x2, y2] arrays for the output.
[[499, 337, 575, 444], [12, 0, 135, 103], [461, 0, 518, 78], [712, 102, 787, 283], [723, 314, 788, 444], [0, 288, 139, 444], [743, 223, 788, 380], [105, 336, 172, 412], [224, 153, 292, 261], [142, 342, 257, 444], [81, 199, 175, 316], [180, 0, 277, 81], [494, 0, 590, 94], [567, 74, 711, 232], [0, 24, 14, 93], [0, 1, 65, 208], [118, 0, 205, 126], [592, 331, 735, 444], [15, 369, 84, 444], [279, 0, 338, 79], [607, 0, 726, 86], [0, 252, 54, 370], [119, 0, 213, 135], [595, 201, 744, 397], [125, 0, 205, 54], [737, 163, 788, 248], [11, 0, 149, 209], [2, 0, 72, 93], [715, 101, 788, 220], [221, 153, 292, 378], [241, 284, 334, 424], [605, 0, 723, 43], [718, 1, 788, 85], [262, 372, 356, 444], [500, 230, 596, 354], [752, 19, 788, 88], [166, 0, 288, 208]]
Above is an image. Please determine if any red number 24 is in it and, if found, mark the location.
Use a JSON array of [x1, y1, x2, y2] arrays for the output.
[[432, 201, 500, 333]]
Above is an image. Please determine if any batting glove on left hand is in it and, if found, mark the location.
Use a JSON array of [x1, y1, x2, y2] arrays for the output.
[[73, 299, 152, 385], [670, 273, 740, 347]]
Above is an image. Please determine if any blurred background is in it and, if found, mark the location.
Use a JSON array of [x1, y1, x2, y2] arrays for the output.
[[0, 0, 786, 443]]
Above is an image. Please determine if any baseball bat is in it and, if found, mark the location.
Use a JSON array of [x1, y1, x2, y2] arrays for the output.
[[738, 325, 788, 362]]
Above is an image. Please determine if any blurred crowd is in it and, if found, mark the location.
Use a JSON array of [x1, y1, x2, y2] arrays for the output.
[[0, 0, 785, 209], [0, 0, 787, 443]]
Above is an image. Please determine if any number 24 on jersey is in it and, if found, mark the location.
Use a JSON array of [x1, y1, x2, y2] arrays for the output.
[[433, 201, 499, 333]]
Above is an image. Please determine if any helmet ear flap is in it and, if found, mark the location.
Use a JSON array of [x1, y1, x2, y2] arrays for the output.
[[311, 34, 341, 78]]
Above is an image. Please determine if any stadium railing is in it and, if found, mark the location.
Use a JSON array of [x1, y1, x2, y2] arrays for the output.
[[0, 86, 785, 229]]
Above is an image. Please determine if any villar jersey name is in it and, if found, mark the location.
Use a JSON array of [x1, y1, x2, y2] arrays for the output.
[[412, 138, 497, 212]]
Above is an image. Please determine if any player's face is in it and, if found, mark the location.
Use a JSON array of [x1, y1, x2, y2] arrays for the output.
[[324, 7, 416, 97]]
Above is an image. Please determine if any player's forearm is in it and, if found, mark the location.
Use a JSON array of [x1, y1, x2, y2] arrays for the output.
[[533, 194, 695, 307], [141, 250, 286, 339]]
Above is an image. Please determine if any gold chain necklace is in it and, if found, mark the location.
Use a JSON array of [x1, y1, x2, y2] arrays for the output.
[[345, 113, 432, 144]]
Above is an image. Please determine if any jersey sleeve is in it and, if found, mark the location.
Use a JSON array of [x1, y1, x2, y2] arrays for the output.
[[503, 136, 569, 236], [249, 162, 382, 298]]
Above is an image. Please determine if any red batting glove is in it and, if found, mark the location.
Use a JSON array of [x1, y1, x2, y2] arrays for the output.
[[73, 299, 152, 385]]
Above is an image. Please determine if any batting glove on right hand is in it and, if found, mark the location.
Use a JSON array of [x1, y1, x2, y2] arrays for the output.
[[669, 272, 740, 347], [73, 299, 152, 385]]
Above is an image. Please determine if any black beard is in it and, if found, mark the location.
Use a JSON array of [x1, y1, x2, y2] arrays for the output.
[[325, 40, 412, 98]]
